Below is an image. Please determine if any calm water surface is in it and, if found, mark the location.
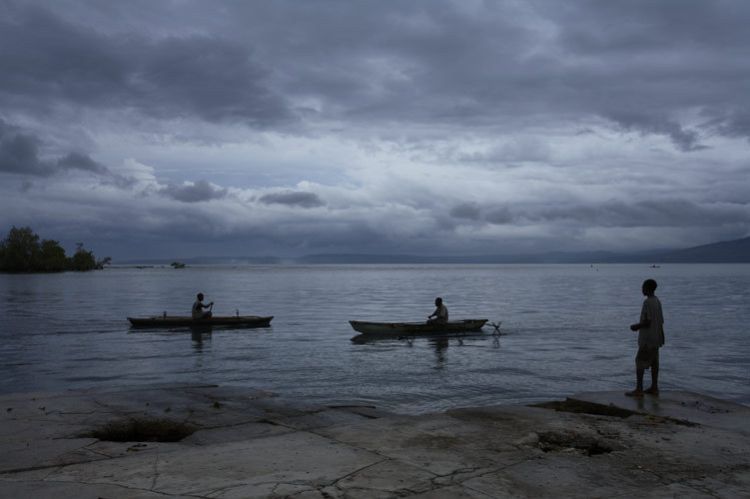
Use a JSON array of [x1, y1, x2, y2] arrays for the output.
[[1, 264, 748, 413]]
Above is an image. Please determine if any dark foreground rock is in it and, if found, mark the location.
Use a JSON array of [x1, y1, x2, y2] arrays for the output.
[[0, 385, 748, 498]]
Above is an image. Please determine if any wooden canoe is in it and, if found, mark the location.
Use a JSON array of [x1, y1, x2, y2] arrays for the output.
[[127, 315, 273, 328], [349, 319, 487, 337]]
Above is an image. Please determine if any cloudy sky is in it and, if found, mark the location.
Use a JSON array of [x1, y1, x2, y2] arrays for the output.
[[2, 0, 749, 259]]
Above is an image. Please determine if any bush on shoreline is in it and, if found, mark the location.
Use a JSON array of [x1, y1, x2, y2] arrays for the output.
[[0, 226, 110, 273]]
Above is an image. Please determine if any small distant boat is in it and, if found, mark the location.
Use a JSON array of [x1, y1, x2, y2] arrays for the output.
[[349, 319, 488, 338], [128, 315, 273, 328]]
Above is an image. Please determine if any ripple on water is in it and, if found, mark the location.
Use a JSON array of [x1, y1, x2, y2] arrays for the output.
[[1, 264, 749, 413]]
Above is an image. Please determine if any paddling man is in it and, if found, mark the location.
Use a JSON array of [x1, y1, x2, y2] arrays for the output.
[[427, 297, 449, 325], [626, 279, 665, 397], [192, 293, 213, 319]]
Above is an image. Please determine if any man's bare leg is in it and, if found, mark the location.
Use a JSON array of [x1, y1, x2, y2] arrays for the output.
[[645, 364, 659, 395], [626, 368, 645, 397]]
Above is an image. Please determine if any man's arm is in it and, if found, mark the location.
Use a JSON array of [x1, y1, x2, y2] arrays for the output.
[[630, 319, 651, 331], [630, 300, 652, 331]]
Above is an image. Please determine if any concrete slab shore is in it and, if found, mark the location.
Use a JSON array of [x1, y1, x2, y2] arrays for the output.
[[0, 385, 748, 498]]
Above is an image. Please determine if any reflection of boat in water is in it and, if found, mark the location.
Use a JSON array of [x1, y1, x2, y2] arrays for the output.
[[128, 315, 273, 329], [349, 319, 487, 340]]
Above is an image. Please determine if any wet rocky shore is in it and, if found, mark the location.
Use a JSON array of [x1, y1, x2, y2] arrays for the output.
[[1, 384, 748, 498]]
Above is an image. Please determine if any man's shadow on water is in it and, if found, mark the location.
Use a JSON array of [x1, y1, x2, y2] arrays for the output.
[[429, 336, 451, 369], [191, 328, 212, 352], [422, 329, 504, 369], [394, 335, 452, 369]]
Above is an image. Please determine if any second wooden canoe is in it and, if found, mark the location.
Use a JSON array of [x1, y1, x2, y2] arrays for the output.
[[349, 319, 487, 337]]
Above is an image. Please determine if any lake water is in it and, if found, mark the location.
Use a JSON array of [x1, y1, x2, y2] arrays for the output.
[[1, 264, 748, 414]]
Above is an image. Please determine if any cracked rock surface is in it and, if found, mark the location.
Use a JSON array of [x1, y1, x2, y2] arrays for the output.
[[1, 385, 748, 498]]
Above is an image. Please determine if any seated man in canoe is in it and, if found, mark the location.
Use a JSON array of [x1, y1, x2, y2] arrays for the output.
[[192, 292, 214, 319], [427, 297, 448, 325]]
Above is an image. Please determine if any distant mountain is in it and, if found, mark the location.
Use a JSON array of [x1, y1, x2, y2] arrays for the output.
[[654, 236, 750, 263], [295, 252, 628, 264], [296, 254, 426, 264], [297, 236, 750, 264]]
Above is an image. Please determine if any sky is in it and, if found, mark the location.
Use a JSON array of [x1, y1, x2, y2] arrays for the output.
[[1, 0, 749, 260]]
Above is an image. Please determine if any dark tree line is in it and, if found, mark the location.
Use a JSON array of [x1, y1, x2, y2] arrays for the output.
[[0, 226, 110, 273]]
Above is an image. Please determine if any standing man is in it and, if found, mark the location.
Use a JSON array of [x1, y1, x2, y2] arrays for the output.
[[626, 279, 665, 397], [192, 292, 214, 319]]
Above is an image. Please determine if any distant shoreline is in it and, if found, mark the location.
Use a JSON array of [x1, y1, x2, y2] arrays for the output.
[[110, 260, 750, 267], [111, 235, 750, 265]]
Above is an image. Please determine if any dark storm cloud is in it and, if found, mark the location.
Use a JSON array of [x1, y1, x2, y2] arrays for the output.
[[0, 5, 291, 126], [230, 0, 750, 147], [107, 215, 393, 258], [528, 199, 749, 228], [534, 0, 750, 146], [4, 1, 750, 147], [448, 198, 748, 231], [249, 221, 384, 253], [0, 119, 119, 178], [607, 113, 706, 152], [160, 180, 227, 203], [57, 152, 109, 175], [259, 191, 325, 208], [715, 111, 750, 140], [449, 203, 480, 221], [551, 1, 750, 52], [485, 207, 514, 225], [0, 119, 51, 175]]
